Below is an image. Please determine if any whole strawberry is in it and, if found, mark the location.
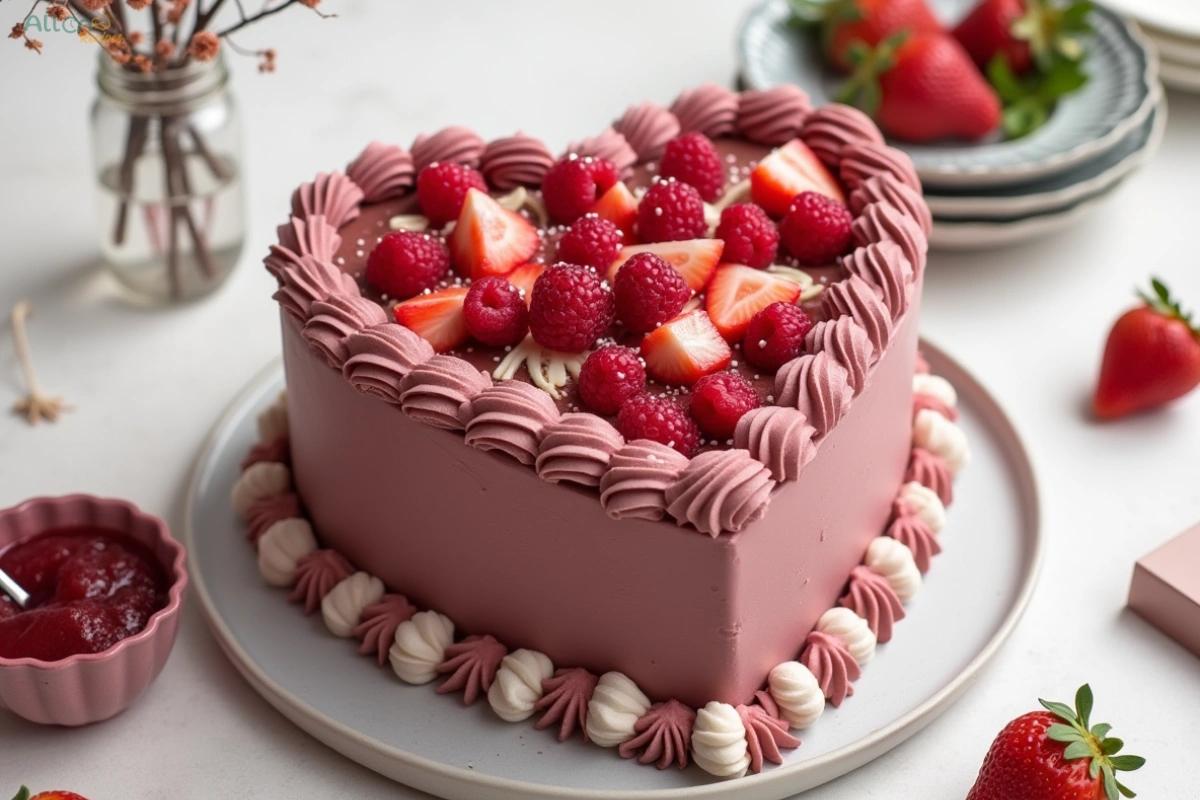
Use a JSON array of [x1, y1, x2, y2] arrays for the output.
[[967, 685, 1144, 800], [953, 0, 1093, 76], [1094, 278, 1200, 420], [12, 789, 90, 800], [792, 0, 943, 72]]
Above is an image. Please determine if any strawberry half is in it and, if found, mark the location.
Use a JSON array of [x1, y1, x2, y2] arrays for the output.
[[506, 262, 545, 306], [393, 286, 470, 353], [750, 139, 846, 217], [705, 264, 802, 343], [591, 181, 639, 240], [450, 188, 540, 281], [605, 239, 724, 292], [639, 309, 732, 386]]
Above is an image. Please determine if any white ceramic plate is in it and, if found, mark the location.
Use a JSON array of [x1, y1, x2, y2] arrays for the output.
[[738, 0, 1159, 189], [1106, 0, 1200, 41], [1141, 25, 1200, 67], [1159, 57, 1200, 92], [185, 347, 1042, 800]]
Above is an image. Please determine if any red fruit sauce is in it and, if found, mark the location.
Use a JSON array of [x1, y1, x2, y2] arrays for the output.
[[0, 527, 168, 661]]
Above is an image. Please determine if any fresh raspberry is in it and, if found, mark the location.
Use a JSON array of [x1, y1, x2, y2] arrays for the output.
[[541, 155, 620, 224], [715, 203, 779, 268], [417, 162, 488, 226], [658, 132, 725, 202], [616, 393, 701, 457], [689, 372, 761, 439], [365, 231, 451, 300], [556, 214, 624, 271], [528, 263, 615, 352], [613, 252, 692, 334], [463, 275, 529, 347], [779, 191, 854, 265], [636, 179, 708, 243], [578, 345, 646, 415], [742, 302, 813, 372]]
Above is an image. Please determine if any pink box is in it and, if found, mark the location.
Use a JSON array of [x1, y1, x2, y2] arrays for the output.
[[1128, 523, 1200, 658]]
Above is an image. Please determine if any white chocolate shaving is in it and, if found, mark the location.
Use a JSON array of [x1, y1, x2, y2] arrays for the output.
[[388, 214, 432, 232], [497, 186, 549, 228], [493, 335, 587, 399], [767, 265, 826, 303]]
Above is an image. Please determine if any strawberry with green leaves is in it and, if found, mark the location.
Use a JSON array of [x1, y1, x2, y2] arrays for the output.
[[12, 789, 90, 800], [954, 0, 1093, 76], [789, 0, 943, 72], [967, 685, 1145, 800]]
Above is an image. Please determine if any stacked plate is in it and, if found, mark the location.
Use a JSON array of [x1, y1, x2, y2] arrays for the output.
[[738, 0, 1163, 250], [1105, 0, 1200, 92]]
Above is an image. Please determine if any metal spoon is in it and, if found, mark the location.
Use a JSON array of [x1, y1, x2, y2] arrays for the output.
[[0, 566, 29, 608]]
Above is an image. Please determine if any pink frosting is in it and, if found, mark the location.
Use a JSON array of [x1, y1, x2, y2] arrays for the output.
[[914, 392, 960, 422], [915, 351, 931, 375], [734, 406, 816, 483], [564, 126, 638, 178], [737, 691, 801, 774], [907, 447, 954, 507], [346, 141, 415, 203], [840, 564, 906, 643], [800, 103, 885, 169], [839, 141, 922, 195], [274, 255, 359, 322], [841, 240, 913, 322], [736, 86, 812, 146], [355, 594, 416, 666], [398, 354, 492, 430], [800, 630, 861, 708], [598, 440, 691, 521], [619, 699, 696, 770], [535, 667, 597, 742], [291, 172, 364, 229], [411, 126, 486, 173], [670, 83, 739, 139], [267, 214, 342, 280], [289, 549, 354, 615], [613, 101, 681, 161], [535, 413, 625, 488], [887, 509, 940, 573], [849, 173, 932, 238], [343, 323, 436, 405], [479, 133, 554, 190], [775, 351, 853, 437], [824, 274, 894, 356], [805, 317, 875, 393], [240, 436, 290, 472], [464, 380, 561, 465], [436, 634, 507, 706], [303, 295, 388, 370], [245, 492, 302, 545], [664, 449, 775, 537]]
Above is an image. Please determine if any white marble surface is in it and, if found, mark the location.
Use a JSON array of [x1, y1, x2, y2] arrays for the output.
[[1, 1, 1198, 796]]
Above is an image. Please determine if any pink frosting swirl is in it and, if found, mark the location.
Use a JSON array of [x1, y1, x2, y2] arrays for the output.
[[852, 201, 928, 278], [613, 101, 681, 161], [736, 86, 812, 146], [839, 141, 922, 195], [775, 351, 853, 437], [436, 634, 507, 706], [849, 173, 932, 237], [245, 492, 302, 545], [914, 392, 959, 422], [737, 692, 801, 774], [343, 322, 436, 404], [240, 436, 290, 472], [599, 440, 691, 521], [303, 295, 388, 370], [907, 447, 954, 507], [346, 141, 415, 203], [267, 214, 342, 281], [664, 449, 775, 537], [535, 667, 597, 743], [274, 255, 359, 322], [535, 413, 624, 488], [288, 549, 354, 615], [734, 406, 816, 483], [824, 274, 894, 356], [800, 104, 884, 168], [887, 509, 940, 573], [670, 83, 739, 138], [480, 133, 554, 190], [565, 126, 638, 178], [464, 380, 561, 465], [355, 594, 416, 666], [805, 317, 875, 392], [619, 699, 696, 770], [841, 240, 913, 322], [398, 354, 491, 430], [411, 126, 486, 173], [291, 172, 364, 229], [800, 630, 861, 708], [840, 564, 906, 643]]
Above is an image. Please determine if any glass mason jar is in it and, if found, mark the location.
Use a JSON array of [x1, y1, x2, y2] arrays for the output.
[[90, 53, 245, 303]]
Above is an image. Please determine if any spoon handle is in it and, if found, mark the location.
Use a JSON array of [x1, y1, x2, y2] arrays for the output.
[[0, 567, 29, 608]]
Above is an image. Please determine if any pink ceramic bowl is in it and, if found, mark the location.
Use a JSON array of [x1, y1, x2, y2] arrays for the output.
[[0, 495, 187, 726]]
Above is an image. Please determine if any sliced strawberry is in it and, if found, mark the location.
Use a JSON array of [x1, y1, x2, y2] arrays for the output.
[[393, 286, 470, 353], [450, 188, 540, 281], [751, 139, 846, 217], [705, 264, 802, 343], [639, 309, 733, 386], [506, 262, 545, 306], [605, 239, 724, 292], [591, 181, 638, 240]]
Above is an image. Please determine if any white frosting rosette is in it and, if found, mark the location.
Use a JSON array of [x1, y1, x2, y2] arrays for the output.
[[913, 409, 969, 475], [257, 391, 289, 441], [898, 480, 947, 533], [691, 701, 751, 778], [767, 661, 826, 729], [389, 610, 455, 685], [321, 572, 385, 638], [816, 607, 877, 664], [231, 462, 291, 517], [488, 648, 554, 722], [913, 373, 958, 408], [866, 537, 922, 603], [586, 672, 652, 747], [256, 518, 317, 587]]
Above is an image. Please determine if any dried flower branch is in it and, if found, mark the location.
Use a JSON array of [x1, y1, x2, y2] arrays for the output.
[[10, 301, 69, 426]]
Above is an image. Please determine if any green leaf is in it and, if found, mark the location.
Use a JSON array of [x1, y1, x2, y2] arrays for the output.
[[1103, 765, 1120, 800], [1091, 723, 1113, 738], [1103, 737, 1125, 755], [1110, 755, 1147, 771], [1116, 780, 1137, 798], [1003, 101, 1048, 139], [1152, 277, 1171, 303], [12, 788, 31, 800], [1040, 699, 1078, 724], [1091, 758, 1103, 780], [987, 56, 1025, 103], [1047, 723, 1085, 743], [1063, 740, 1093, 761], [1075, 684, 1094, 729]]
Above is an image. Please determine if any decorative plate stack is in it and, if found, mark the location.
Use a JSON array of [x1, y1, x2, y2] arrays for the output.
[[1106, 0, 1200, 93], [738, 0, 1163, 250]]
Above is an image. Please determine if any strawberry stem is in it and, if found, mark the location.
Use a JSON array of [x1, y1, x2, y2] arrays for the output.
[[835, 30, 908, 118], [1039, 685, 1145, 800], [1137, 277, 1200, 338], [12, 789, 30, 800]]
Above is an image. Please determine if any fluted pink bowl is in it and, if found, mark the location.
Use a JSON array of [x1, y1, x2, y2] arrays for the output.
[[0, 495, 187, 726]]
